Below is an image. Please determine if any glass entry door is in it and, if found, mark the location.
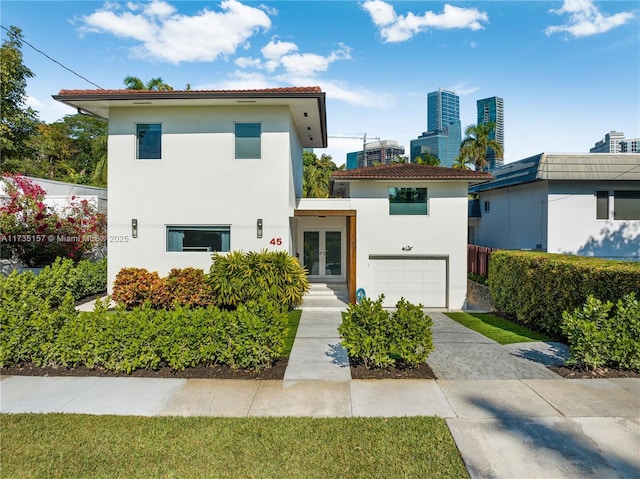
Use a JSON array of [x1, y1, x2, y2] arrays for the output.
[[303, 230, 343, 278]]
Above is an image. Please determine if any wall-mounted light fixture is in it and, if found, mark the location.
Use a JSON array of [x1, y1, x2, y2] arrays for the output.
[[257, 219, 263, 238], [132, 219, 138, 238], [401, 245, 413, 251]]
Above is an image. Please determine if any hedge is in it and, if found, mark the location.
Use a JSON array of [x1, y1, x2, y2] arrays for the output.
[[488, 251, 640, 337], [0, 295, 288, 372]]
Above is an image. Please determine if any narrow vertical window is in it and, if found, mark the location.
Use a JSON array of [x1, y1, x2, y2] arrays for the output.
[[136, 124, 161, 159], [596, 191, 609, 219], [484, 201, 491, 212], [235, 123, 261, 159]]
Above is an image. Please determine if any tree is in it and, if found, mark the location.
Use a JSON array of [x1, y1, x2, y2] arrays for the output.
[[0, 26, 39, 170], [302, 151, 343, 198], [124, 75, 173, 91], [452, 156, 472, 170], [414, 153, 440, 166], [458, 122, 503, 171]]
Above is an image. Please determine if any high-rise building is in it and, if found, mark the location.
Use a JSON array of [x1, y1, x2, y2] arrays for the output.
[[346, 140, 405, 169], [412, 88, 462, 167], [476, 96, 504, 169], [620, 138, 639, 153], [590, 131, 626, 153], [427, 88, 460, 132]]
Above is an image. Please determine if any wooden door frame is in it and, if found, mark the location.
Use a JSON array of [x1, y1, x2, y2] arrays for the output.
[[294, 209, 356, 304]]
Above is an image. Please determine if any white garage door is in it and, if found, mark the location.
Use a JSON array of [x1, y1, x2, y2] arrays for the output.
[[369, 256, 448, 308]]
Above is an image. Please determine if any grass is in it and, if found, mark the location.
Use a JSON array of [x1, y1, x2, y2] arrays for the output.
[[0, 414, 469, 479], [283, 309, 302, 357], [445, 312, 554, 345]]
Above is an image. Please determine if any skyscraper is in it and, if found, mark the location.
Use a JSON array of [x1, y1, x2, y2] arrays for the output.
[[476, 96, 504, 169], [427, 88, 460, 132], [412, 88, 461, 167]]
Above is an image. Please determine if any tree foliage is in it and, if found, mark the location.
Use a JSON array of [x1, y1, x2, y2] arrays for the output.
[[458, 122, 503, 171], [302, 151, 343, 198], [124, 75, 173, 91], [0, 26, 39, 168], [414, 153, 440, 166]]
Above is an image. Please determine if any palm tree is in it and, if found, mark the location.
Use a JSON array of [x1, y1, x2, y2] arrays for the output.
[[458, 122, 503, 171], [123, 76, 173, 91], [414, 153, 440, 166], [452, 156, 471, 170]]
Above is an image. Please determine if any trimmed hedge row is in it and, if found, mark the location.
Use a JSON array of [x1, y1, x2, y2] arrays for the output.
[[339, 295, 433, 369], [0, 257, 106, 308], [0, 292, 288, 372], [489, 251, 640, 337]]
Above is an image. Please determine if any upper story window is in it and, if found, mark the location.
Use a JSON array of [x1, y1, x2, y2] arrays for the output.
[[614, 191, 640, 220], [389, 187, 428, 215], [167, 226, 230, 252], [136, 124, 161, 159], [596, 191, 609, 219], [235, 123, 261, 159]]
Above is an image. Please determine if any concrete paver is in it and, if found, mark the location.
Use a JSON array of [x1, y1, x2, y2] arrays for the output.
[[438, 379, 562, 418], [608, 378, 640, 398], [248, 380, 351, 417], [523, 378, 640, 417], [350, 379, 455, 417], [1, 376, 100, 413], [158, 379, 260, 417]]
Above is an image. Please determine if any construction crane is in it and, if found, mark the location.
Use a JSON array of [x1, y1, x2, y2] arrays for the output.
[[329, 134, 381, 167]]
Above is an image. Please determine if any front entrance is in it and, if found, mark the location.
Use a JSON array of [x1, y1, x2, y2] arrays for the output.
[[303, 230, 343, 278]]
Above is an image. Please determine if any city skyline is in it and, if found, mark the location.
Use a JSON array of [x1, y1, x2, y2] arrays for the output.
[[2, 0, 638, 166]]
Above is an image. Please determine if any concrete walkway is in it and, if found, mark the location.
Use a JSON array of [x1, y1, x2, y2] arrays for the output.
[[3, 290, 639, 478]]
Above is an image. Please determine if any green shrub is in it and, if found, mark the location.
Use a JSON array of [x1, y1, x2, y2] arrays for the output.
[[71, 258, 107, 299], [468, 272, 488, 285], [339, 295, 433, 369], [489, 251, 640, 337], [562, 293, 640, 371], [209, 250, 308, 310]]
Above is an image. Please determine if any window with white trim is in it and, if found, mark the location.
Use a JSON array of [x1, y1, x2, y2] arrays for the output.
[[136, 124, 161, 159], [235, 123, 261, 159], [166, 226, 230, 252]]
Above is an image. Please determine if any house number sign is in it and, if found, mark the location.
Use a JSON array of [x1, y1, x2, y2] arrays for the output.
[[269, 238, 283, 245]]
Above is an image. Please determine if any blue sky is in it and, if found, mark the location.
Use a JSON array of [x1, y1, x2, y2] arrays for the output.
[[2, 0, 639, 165]]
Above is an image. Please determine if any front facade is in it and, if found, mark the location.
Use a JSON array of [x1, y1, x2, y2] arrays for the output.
[[469, 153, 640, 261], [346, 140, 405, 169], [54, 87, 491, 308], [476, 96, 505, 170]]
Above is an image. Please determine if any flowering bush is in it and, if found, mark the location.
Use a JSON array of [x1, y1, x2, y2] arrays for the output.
[[0, 173, 106, 267]]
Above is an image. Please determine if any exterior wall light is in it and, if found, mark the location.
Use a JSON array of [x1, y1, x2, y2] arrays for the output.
[[401, 245, 413, 251], [132, 219, 138, 238], [257, 219, 263, 238]]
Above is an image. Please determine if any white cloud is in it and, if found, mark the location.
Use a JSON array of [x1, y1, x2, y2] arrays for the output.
[[79, 0, 272, 63], [261, 38, 298, 60], [362, 1, 488, 43], [545, 0, 634, 38]]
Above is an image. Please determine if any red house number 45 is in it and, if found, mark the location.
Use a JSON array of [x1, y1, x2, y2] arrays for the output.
[[269, 238, 283, 245]]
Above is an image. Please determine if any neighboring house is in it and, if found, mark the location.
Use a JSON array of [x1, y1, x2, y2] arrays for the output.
[[54, 87, 491, 308], [468, 153, 640, 261]]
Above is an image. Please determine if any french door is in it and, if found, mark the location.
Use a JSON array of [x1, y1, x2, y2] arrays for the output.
[[303, 230, 343, 279]]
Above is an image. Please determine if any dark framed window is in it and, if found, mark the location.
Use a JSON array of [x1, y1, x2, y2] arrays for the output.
[[136, 124, 161, 159], [167, 226, 230, 252], [484, 201, 491, 212], [613, 191, 640, 220], [235, 123, 261, 159], [388, 187, 428, 215], [596, 191, 609, 219]]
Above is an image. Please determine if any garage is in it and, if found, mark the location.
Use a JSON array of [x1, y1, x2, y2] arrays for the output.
[[368, 255, 448, 308]]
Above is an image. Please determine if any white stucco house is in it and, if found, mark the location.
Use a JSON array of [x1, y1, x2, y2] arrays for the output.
[[53, 87, 491, 308], [468, 153, 640, 261]]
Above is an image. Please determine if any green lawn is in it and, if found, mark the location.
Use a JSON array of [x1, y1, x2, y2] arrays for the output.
[[283, 309, 302, 357], [445, 312, 554, 345], [1, 414, 469, 479]]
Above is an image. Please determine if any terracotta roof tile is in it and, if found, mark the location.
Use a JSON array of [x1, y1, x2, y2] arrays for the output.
[[331, 163, 493, 181], [57, 86, 323, 96]]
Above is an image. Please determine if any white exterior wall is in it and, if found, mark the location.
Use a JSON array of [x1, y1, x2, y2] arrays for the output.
[[349, 181, 469, 309], [547, 181, 640, 259], [107, 105, 300, 290], [474, 182, 548, 250]]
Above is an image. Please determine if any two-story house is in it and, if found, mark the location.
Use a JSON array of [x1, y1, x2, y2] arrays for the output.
[[54, 87, 491, 308]]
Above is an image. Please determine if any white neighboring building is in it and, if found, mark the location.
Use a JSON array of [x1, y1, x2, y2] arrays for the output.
[[54, 87, 491, 308], [469, 153, 640, 261]]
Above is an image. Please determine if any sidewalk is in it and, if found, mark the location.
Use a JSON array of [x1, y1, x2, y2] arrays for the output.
[[2, 290, 639, 478]]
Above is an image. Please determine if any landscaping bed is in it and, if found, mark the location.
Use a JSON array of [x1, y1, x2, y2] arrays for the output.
[[350, 359, 436, 379], [549, 365, 640, 379]]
